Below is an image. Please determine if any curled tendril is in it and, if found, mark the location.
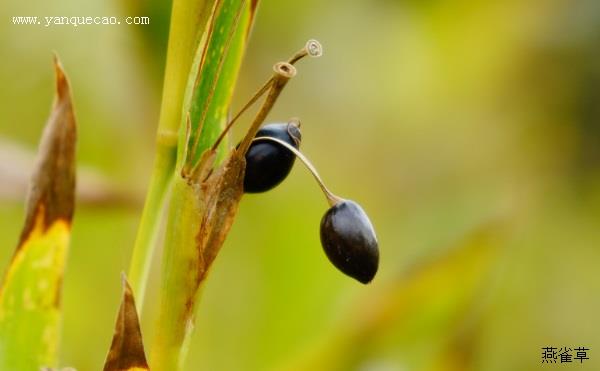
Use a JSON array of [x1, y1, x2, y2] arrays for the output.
[[306, 39, 323, 58]]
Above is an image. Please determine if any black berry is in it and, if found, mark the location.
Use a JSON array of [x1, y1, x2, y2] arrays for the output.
[[243, 121, 302, 193], [320, 200, 379, 284]]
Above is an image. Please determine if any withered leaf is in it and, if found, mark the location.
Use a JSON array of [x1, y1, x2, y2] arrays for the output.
[[196, 149, 246, 280], [0, 55, 77, 371], [103, 275, 149, 371], [18, 55, 76, 246]]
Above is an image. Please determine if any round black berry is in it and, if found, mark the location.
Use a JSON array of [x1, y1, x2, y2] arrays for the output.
[[243, 121, 302, 193], [320, 200, 379, 284]]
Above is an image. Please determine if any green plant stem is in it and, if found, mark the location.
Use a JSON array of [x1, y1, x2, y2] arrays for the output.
[[158, 0, 214, 134], [151, 1, 256, 367], [127, 134, 177, 309], [127, 0, 216, 309], [150, 178, 202, 371]]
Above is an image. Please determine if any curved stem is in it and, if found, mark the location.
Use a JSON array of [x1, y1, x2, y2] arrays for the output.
[[211, 78, 273, 151], [237, 62, 296, 155], [288, 39, 323, 64], [210, 39, 323, 153], [253, 136, 342, 207]]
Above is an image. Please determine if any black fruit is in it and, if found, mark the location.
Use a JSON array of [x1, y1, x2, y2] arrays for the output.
[[320, 200, 379, 284], [243, 121, 302, 193]]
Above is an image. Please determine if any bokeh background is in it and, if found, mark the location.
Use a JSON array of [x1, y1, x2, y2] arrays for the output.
[[1, 0, 600, 370]]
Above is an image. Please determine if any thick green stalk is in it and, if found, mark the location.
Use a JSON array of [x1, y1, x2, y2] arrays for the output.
[[127, 0, 215, 308], [150, 0, 257, 369], [149, 178, 202, 370]]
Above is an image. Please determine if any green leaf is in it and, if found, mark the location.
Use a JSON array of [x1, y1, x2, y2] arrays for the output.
[[103, 275, 149, 371], [0, 57, 77, 371], [178, 0, 259, 168]]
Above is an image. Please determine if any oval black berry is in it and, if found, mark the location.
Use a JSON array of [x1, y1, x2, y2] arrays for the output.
[[243, 121, 302, 193], [320, 200, 379, 284]]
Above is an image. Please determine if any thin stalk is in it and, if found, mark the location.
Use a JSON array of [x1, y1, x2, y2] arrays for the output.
[[187, 66, 291, 179], [237, 62, 297, 155], [211, 40, 323, 152], [253, 136, 342, 206], [288, 39, 323, 64], [210, 78, 273, 151], [127, 132, 177, 309]]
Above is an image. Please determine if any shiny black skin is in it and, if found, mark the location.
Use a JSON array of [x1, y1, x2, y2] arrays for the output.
[[243, 122, 302, 193], [320, 200, 379, 284]]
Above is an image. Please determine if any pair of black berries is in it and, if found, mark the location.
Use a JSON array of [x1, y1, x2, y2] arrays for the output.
[[202, 39, 378, 284], [243, 119, 379, 284]]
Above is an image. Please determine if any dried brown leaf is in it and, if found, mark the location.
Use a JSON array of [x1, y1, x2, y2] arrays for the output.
[[103, 275, 149, 371], [18, 56, 76, 246], [0, 56, 77, 371], [196, 149, 246, 280]]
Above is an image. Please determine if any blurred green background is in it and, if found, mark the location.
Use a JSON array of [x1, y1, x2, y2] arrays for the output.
[[1, 0, 600, 370]]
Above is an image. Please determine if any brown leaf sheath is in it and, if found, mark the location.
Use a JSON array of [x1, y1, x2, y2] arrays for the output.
[[18, 56, 76, 247], [179, 63, 294, 314], [179, 148, 245, 319], [104, 276, 149, 371], [196, 150, 246, 281]]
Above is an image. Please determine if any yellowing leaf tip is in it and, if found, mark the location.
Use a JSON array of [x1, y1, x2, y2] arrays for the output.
[[18, 56, 77, 246]]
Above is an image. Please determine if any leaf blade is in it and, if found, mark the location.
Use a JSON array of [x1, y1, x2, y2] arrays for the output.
[[179, 0, 258, 167], [0, 57, 77, 371]]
